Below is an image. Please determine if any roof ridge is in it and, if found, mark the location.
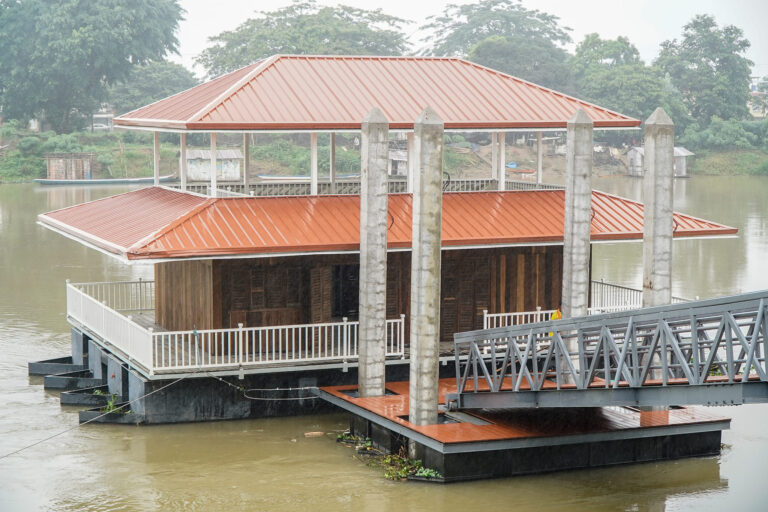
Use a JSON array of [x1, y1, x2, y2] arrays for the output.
[[189, 55, 281, 123], [128, 196, 218, 255]]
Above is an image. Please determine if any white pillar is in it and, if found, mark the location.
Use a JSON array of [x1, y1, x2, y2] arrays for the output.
[[562, 109, 593, 320], [491, 132, 499, 188], [179, 133, 187, 191], [409, 107, 444, 431], [329, 132, 336, 193], [642, 108, 675, 307], [310, 133, 318, 195], [358, 108, 389, 398], [243, 133, 250, 192], [498, 132, 506, 191], [406, 132, 415, 193], [209, 133, 217, 196], [537, 131, 544, 184], [152, 131, 160, 186]]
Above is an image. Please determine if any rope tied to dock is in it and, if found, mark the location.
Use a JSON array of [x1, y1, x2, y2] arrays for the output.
[[206, 372, 320, 401]]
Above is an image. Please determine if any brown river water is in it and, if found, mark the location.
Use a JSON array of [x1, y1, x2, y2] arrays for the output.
[[1, 177, 767, 511]]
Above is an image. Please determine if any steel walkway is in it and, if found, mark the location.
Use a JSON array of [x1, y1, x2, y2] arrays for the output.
[[447, 291, 768, 409]]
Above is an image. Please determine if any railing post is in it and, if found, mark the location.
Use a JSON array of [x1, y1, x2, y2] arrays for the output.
[[238, 322, 244, 366], [483, 309, 488, 330], [148, 327, 154, 369], [400, 313, 406, 357], [536, 306, 541, 323], [342, 317, 349, 359]]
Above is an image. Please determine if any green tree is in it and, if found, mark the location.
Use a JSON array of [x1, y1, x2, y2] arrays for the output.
[[570, 34, 689, 130], [422, 0, 571, 57], [656, 14, 753, 125], [197, 0, 410, 77], [467, 34, 571, 91], [0, 0, 183, 132], [109, 61, 198, 115]]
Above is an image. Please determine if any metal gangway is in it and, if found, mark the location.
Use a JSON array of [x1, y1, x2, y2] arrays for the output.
[[447, 291, 768, 409]]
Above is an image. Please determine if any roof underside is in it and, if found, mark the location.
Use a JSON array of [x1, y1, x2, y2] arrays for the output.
[[38, 187, 737, 262], [114, 55, 640, 132]]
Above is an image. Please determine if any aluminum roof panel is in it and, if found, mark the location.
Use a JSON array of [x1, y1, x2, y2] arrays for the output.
[[38, 187, 737, 261], [114, 55, 641, 131]]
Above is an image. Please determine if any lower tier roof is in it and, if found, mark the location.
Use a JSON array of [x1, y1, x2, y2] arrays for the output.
[[38, 186, 737, 263]]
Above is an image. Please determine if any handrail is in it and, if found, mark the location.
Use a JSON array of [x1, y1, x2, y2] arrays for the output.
[[66, 281, 406, 375], [454, 291, 768, 403]]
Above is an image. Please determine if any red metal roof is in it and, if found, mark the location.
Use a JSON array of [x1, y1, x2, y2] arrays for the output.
[[114, 55, 640, 131], [38, 187, 737, 262]]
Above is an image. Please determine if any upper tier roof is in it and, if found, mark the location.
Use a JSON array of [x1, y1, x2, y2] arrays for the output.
[[38, 187, 737, 263], [114, 55, 641, 132]]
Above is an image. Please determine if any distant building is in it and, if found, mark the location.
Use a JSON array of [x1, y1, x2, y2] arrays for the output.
[[627, 147, 694, 178], [45, 153, 95, 180], [185, 149, 243, 181]]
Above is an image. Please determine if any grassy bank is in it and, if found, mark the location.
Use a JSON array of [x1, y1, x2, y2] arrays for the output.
[[690, 149, 768, 176]]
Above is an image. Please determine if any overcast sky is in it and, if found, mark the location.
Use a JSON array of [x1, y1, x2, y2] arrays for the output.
[[173, 0, 768, 78]]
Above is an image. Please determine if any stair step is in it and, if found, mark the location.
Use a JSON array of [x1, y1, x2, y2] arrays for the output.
[[28, 356, 86, 376], [43, 370, 103, 391]]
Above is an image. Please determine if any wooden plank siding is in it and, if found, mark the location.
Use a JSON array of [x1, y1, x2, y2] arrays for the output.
[[153, 246, 563, 341]]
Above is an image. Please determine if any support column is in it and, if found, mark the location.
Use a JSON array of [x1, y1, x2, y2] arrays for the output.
[[329, 132, 336, 194], [562, 109, 593, 320], [642, 108, 675, 307], [310, 133, 318, 195], [536, 131, 544, 184], [406, 132, 415, 193], [179, 133, 187, 192], [243, 133, 250, 192], [491, 132, 499, 189], [408, 107, 444, 434], [209, 133, 217, 196], [358, 108, 389, 398], [498, 132, 506, 191], [152, 131, 160, 186]]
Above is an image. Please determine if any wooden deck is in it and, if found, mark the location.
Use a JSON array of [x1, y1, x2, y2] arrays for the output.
[[321, 379, 729, 445]]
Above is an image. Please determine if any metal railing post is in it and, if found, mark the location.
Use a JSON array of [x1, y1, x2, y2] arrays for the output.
[[238, 322, 244, 366]]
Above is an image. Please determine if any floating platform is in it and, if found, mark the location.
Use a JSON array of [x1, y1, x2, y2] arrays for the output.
[[318, 379, 730, 482]]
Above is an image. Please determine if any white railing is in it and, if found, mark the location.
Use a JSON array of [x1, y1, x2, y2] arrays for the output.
[[484, 282, 691, 329], [66, 281, 405, 375], [68, 279, 154, 313], [152, 314, 406, 371], [66, 282, 154, 370], [483, 307, 555, 329]]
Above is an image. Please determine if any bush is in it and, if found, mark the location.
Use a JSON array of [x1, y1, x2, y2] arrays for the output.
[[681, 117, 757, 150], [42, 134, 82, 153], [17, 136, 42, 156]]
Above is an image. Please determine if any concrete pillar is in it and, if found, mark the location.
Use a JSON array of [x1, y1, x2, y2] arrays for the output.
[[310, 133, 318, 195], [406, 132, 415, 193], [408, 107, 444, 432], [358, 108, 390, 398], [209, 133, 218, 196], [536, 131, 544, 184], [243, 133, 250, 192], [329, 132, 336, 194], [152, 132, 160, 186], [498, 132, 506, 190], [180, 133, 187, 192], [562, 109, 593, 320], [642, 108, 675, 307]]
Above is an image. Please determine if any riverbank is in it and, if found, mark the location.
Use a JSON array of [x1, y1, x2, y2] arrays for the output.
[[689, 149, 768, 175]]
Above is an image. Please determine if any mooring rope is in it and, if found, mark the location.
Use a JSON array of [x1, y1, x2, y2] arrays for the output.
[[0, 377, 185, 461], [205, 372, 320, 401]]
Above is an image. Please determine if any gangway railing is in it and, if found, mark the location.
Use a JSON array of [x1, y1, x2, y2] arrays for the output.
[[449, 291, 768, 409]]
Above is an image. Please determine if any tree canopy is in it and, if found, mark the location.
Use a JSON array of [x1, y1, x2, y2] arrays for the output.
[[569, 34, 688, 130], [0, 0, 183, 132], [656, 14, 753, 126], [109, 61, 198, 116], [196, 0, 410, 78], [422, 0, 571, 57]]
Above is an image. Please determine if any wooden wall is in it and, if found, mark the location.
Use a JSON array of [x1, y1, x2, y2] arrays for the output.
[[155, 259, 219, 331], [152, 245, 564, 340]]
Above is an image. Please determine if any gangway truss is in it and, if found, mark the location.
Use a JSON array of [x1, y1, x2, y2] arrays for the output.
[[448, 291, 768, 409]]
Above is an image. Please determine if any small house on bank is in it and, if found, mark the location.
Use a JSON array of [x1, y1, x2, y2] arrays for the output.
[[34, 56, 736, 426], [627, 146, 695, 177]]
